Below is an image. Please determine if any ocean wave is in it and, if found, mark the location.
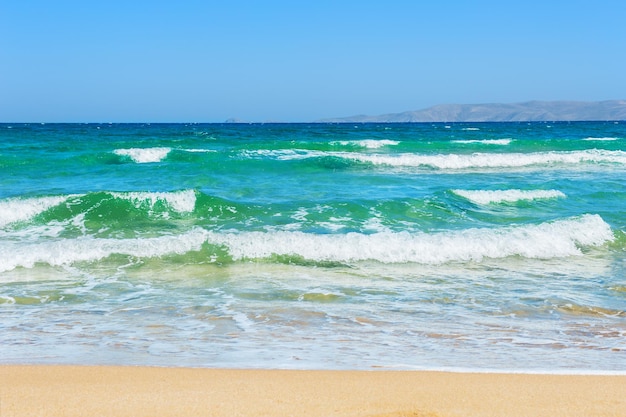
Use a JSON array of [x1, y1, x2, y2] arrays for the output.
[[242, 149, 626, 170], [113, 147, 171, 163], [452, 189, 566, 205], [1, 215, 610, 271], [110, 190, 197, 214], [331, 139, 400, 149], [333, 149, 626, 170], [582, 137, 619, 141], [0, 229, 209, 272], [240, 149, 315, 160], [0, 196, 71, 227], [0, 190, 199, 231], [452, 139, 513, 145], [207, 214, 612, 264], [182, 148, 217, 153]]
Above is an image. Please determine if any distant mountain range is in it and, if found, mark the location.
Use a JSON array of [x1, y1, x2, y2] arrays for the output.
[[318, 100, 626, 123]]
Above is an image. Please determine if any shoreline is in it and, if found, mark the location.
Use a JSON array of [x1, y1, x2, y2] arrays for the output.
[[2, 365, 625, 417]]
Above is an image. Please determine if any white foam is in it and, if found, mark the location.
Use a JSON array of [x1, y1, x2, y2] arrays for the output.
[[332, 149, 626, 170], [205, 214, 613, 264], [244, 149, 323, 161], [183, 148, 217, 153], [1, 215, 613, 271], [110, 190, 196, 213], [453, 139, 512, 145], [113, 147, 171, 163], [332, 139, 400, 149], [0, 196, 70, 227], [244, 149, 626, 170], [452, 189, 566, 205], [0, 228, 209, 272], [290, 207, 309, 222], [582, 137, 619, 141]]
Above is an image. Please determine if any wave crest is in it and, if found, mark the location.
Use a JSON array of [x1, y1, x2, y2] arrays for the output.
[[452, 189, 566, 205], [110, 190, 196, 213], [0, 215, 613, 272], [113, 147, 171, 163], [207, 214, 612, 264], [0, 196, 70, 227]]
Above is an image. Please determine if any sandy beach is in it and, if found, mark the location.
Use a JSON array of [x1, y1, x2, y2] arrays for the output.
[[1, 366, 625, 417]]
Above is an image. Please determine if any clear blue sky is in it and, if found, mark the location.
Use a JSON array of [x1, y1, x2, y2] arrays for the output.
[[1, 0, 625, 122]]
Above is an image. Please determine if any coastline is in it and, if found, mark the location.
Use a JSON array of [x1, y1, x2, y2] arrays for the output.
[[1, 366, 625, 417]]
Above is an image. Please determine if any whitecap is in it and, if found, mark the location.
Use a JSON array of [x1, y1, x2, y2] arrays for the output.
[[582, 137, 619, 141], [183, 149, 217, 153], [110, 190, 196, 213], [113, 147, 171, 163], [331, 149, 626, 170], [0, 228, 209, 272], [453, 139, 512, 145], [244, 149, 626, 170], [0, 195, 71, 227], [331, 139, 400, 149], [452, 189, 566, 205], [0, 215, 613, 271], [205, 214, 612, 264]]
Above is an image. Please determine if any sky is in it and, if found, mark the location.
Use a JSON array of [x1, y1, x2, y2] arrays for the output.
[[1, 0, 625, 122]]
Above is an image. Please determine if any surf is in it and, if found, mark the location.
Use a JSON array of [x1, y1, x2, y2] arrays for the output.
[[0, 214, 613, 272], [452, 189, 566, 205]]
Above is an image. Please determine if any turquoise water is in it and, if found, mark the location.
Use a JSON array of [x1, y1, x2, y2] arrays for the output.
[[1, 122, 625, 371]]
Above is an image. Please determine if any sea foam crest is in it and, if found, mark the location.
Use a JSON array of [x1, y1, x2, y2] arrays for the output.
[[0, 215, 613, 271], [452, 189, 566, 205], [452, 139, 512, 145], [183, 148, 217, 153], [0, 196, 70, 228], [110, 190, 196, 213], [241, 149, 315, 160], [206, 214, 612, 264], [244, 149, 626, 169], [333, 149, 626, 169], [0, 228, 209, 272], [113, 147, 171, 163], [332, 139, 400, 149], [582, 137, 619, 141]]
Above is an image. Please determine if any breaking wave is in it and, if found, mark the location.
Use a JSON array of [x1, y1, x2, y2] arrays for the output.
[[452, 189, 566, 205], [331, 139, 400, 149], [242, 149, 626, 170], [0, 214, 613, 272], [113, 147, 172, 163], [0, 196, 72, 228]]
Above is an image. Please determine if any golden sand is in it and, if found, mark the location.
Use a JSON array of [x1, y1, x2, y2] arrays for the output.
[[1, 366, 625, 417]]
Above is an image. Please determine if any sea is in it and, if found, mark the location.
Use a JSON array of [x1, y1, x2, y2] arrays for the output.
[[1, 122, 625, 373]]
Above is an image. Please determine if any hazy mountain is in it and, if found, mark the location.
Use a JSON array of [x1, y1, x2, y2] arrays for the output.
[[318, 100, 626, 123]]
